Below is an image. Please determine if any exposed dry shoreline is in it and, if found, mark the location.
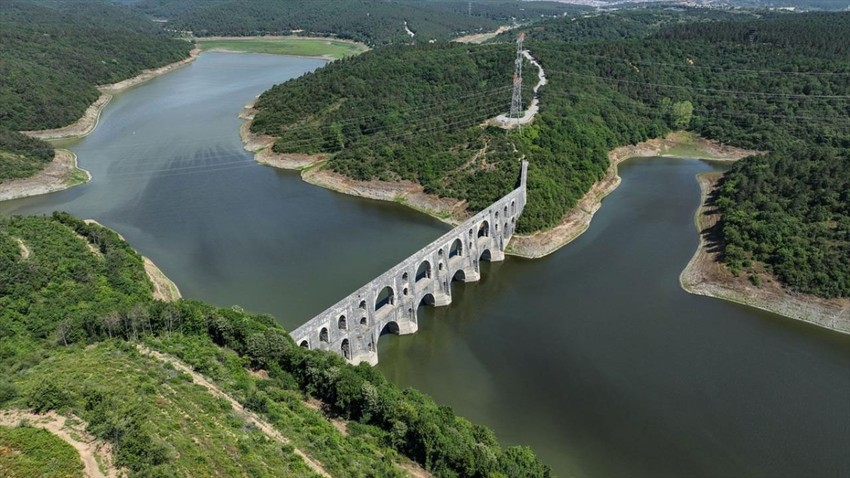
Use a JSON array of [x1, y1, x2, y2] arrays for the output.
[[239, 100, 469, 225], [508, 132, 758, 258], [681, 174, 850, 334], [82, 220, 181, 303], [3, 47, 202, 203], [0, 149, 90, 202], [23, 46, 201, 141]]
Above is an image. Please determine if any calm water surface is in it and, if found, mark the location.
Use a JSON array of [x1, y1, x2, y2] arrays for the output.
[[2, 53, 848, 477]]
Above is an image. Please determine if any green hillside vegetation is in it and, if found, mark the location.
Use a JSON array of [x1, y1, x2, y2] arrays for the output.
[[493, 6, 752, 43], [0, 425, 84, 478], [0, 0, 191, 182], [0, 213, 550, 477], [135, 0, 584, 46], [249, 11, 850, 298], [716, 148, 850, 298], [197, 37, 368, 59]]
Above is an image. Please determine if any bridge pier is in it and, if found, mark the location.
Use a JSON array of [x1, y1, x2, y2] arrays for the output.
[[291, 161, 528, 365]]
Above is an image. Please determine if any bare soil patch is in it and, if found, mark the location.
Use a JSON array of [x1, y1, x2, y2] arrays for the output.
[[0, 149, 90, 202], [0, 409, 122, 478], [143, 258, 181, 302]]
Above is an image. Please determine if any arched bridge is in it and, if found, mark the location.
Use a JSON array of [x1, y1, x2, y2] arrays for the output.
[[290, 161, 528, 365]]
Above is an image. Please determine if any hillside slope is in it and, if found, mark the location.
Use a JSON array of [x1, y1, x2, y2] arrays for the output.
[[0, 0, 192, 183], [0, 213, 551, 477]]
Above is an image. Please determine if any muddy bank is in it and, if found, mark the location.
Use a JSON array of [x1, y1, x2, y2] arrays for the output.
[[508, 132, 760, 259], [681, 174, 850, 334], [0, 149, 89, 202], [23, 46, 201, 141]]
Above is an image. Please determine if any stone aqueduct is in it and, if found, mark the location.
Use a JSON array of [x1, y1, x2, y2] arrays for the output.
[[290, 161, 528, 365]]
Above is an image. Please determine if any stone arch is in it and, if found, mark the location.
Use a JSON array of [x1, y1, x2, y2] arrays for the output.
[[319, 327, 329, 343], [504, 205, 508, 216], [402, 272, 409, 281], [511, 200, 516, 214], [375, 286, 395, 311], [358, 300, 366, 310], [403, 287, 409, 296], [438, 248, 444, 256], [504, 222, 509, 238], [453, 270, 466, 282], [449, 238, 463, 258], [360, 317, 367, 327], [378, 321, 401, 344], [478, 220, 490, 238], [480, 249, 492, 262], [438, 262, 444, 271], [341, 339, 350, 360], [468, 228, 473, 238], [416, 260, 432, 282], [496, 211, 500, 219], [338, 315, 347, 330], [299, 340, 309, 349], [418, 293, 436, 307]]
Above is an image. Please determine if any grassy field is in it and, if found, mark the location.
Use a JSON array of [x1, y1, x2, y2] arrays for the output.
[[197, 37, 368, 59], [0, 425, 84, 478]]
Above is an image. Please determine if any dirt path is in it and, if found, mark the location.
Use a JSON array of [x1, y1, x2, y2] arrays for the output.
[[0, 149, 89, 202], [137, 347, 331, 477], [14, 238, 30, 260], [680, 174, 850, 334], [491, 49, 546, 129], [0, 409, 121, 478], [454, 25, 513, 44]]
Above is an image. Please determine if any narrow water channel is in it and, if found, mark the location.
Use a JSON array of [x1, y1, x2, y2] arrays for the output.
[[2, 53, 848, 477]]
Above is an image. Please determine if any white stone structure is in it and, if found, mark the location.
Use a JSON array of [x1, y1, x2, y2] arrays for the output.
[[290, 161, 528, 365]]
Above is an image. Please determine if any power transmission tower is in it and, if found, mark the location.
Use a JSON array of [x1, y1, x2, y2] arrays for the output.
[[509, 33, 525, 123]]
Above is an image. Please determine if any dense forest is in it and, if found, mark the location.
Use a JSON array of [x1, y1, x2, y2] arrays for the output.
[[716, 148, 850, 298], [0, 213, 550, 477], [135, 0, 584, 46], [0, 0, 191, 182], [251, 9, 850, 297]]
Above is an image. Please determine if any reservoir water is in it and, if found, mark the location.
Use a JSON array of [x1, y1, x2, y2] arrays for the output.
[[2, 53, 848, 477]]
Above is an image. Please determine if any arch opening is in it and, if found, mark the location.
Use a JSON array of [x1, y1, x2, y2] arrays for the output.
[[358, 300, 366, 310], [338, 315, 347, 330], [418, 293, 436, 307], [375, 286, 395, 311], [341, 339, 350, 360], [478, 221, 490, 238], [299, 340, 309, 349], [319, 327, 329, 343], [511, 200, 516, 214], [449, 238, 463, 258], [380, 321, 400, 336], [480, 249, 492, 262], [360, 317, 367, 327], [416, 260, 432, 282], [453, 270, 466, 282]]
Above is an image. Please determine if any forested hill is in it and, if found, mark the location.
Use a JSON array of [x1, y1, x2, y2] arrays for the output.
[[0, 0, 191, 183], [0, 213, 550, 477], [134, 0, 585, 46], [493, 6, 753, 43], [251, 11, 850, 298]]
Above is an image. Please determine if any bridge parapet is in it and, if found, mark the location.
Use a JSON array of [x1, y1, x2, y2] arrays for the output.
[[290, 160, 528, 365]]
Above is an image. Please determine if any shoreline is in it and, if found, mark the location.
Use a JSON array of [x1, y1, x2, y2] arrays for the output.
[[508, 132, 759, 258], [196, 35, 369, 61], [680, 174, 850, 334], [0, 149, 90, 202], [22, 46, 202, 142], [82, 220, 182, 303], [239, 100, 468, 226]]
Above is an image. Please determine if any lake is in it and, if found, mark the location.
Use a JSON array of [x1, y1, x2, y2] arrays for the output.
[[3, 52, 848, 477]]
